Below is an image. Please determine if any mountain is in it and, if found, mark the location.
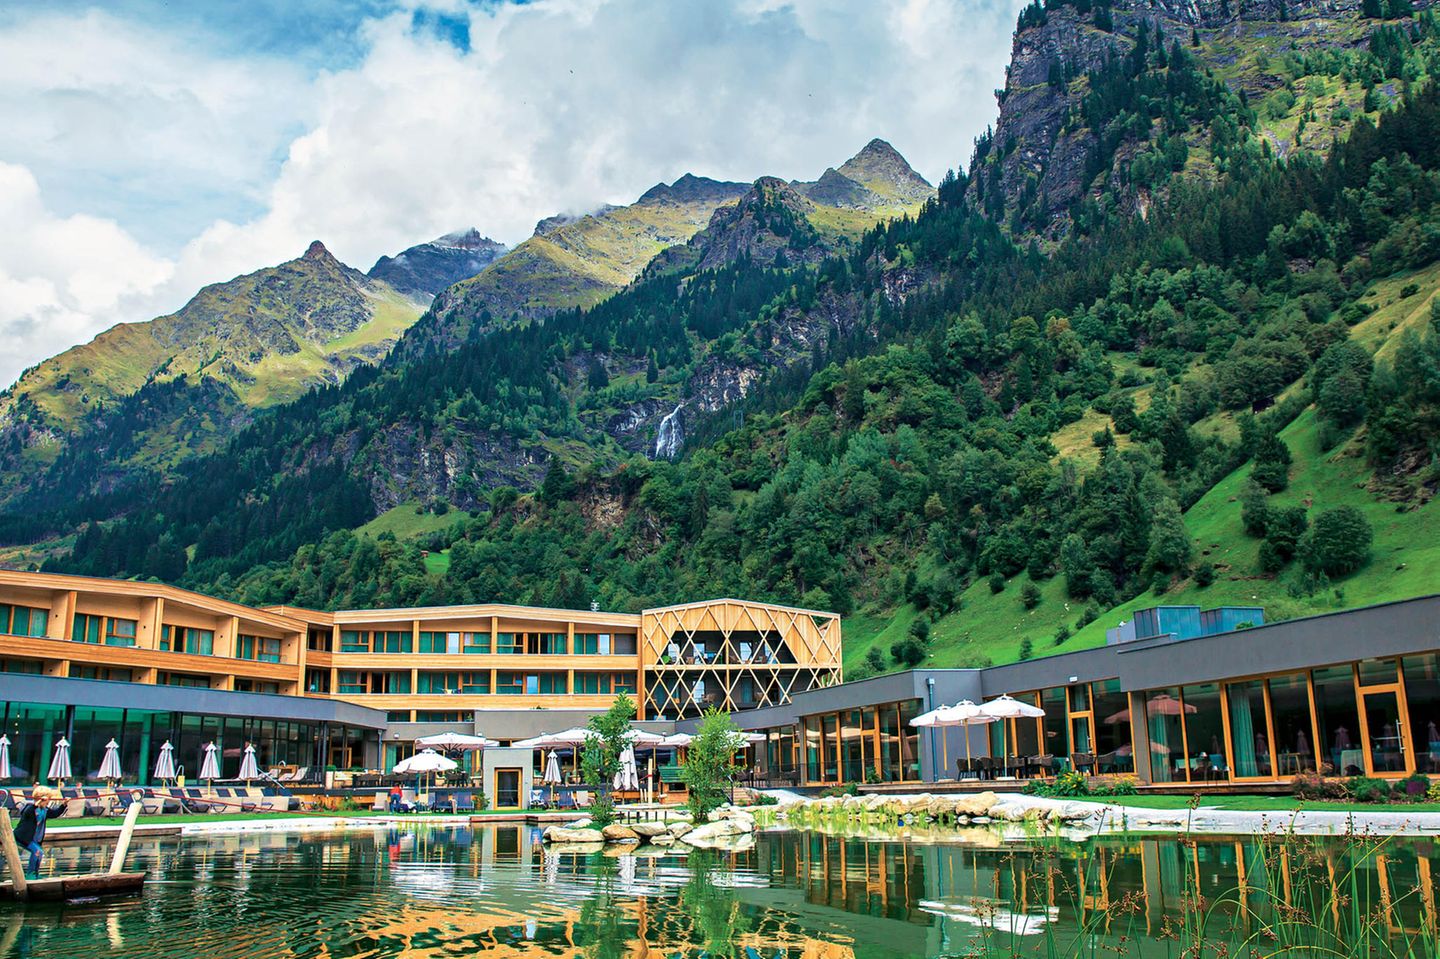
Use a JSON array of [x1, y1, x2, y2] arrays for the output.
[[14, 0, 1440, 687], [404, 176, 751, 353], [367, 229, 506, 298], [0, 241, 425, 507], [401, 143, 935, 355]]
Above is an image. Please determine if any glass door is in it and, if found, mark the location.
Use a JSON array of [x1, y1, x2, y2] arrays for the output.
[[1360, 688, 1412, 776], [494, 768, 522, 808]]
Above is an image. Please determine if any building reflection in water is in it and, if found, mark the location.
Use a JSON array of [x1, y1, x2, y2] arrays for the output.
[[3, 826, 1437, 958]]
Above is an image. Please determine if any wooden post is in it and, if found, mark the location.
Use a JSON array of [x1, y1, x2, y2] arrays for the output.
[[108, 796, 142, 875], [0, 808, 28, 900]]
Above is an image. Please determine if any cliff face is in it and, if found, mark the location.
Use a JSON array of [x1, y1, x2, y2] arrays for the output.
[[973, 0, 1407, 239]]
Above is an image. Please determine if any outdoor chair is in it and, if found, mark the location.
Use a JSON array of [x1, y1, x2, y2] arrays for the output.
[[528, 788, 547, 809], [1072, 753, 1095, 775], [976, 757, 995, 781], [553, 791, 577, 811], [370, 791, 388, 812], [454, 791, 476, 813], [1033, 754, 1055, 777], [401, 788, 418, 812], [79, 787, 109, 817]]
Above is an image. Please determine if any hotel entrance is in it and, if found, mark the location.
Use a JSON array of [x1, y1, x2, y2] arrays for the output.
[[493, 768, 522, 808]]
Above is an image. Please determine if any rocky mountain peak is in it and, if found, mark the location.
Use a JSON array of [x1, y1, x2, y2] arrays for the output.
[[303, 240, 334, 262], [638, 174, 749, 206], [836, 138, 932, 200], [434, 228, 503, 252]]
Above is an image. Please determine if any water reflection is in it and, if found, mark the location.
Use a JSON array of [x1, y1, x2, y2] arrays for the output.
[[2, 825, 1438, 958]]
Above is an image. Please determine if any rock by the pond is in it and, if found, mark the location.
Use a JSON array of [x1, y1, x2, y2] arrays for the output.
[[649, 832, 676, 846], [601, 824, 640, 843], [667, 822, 693, 838], [952, 792, 999, 817], [629, 821, 670, 838], [686, 828, 756, 851], [569, 817, 593, 829], [544, 826, 606, 843], [683, 819, 748, 846], [971, 816, 992, 824]]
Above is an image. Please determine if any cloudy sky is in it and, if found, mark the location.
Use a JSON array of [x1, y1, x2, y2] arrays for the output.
[[0, 0, 1024, 389]]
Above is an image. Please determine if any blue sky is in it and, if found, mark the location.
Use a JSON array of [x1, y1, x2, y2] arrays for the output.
[[0, 0, 1026, 388]]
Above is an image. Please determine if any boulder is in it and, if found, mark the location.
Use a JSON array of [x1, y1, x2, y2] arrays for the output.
[[684, 819, 748, 846], [668, 822, 693, 838], [569, 817, 594, 829], [601, 824, 640, 843], [544, 826, 606, 843], [649, 832, 675, 846], [630, 821, 670, 838], [1056, 802, 1098, 822], [952, 792, 1000, 817], [686, 826, 757, 851]]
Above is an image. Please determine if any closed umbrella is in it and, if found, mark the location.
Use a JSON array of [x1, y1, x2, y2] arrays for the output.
[[98, 738, 123, 784], [153, 741, 177, 784], [238, 743, 260, 783], [199, 741, 221, 790], [981, 695, 1046, 777], [543, 750, 562, 806], [613, 746, 640, 793], [0, 735, 11, 780], [47, 737, 72, 784]]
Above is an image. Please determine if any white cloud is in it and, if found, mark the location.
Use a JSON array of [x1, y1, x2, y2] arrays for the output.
[[0, 0, 1025, 390], [0, 162, 173, 387]]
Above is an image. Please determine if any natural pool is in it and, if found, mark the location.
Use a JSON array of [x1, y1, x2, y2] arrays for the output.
[[4, 824, 1439, 958]]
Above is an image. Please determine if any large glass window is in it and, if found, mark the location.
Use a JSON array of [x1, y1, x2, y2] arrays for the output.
[[1267, 673, 1317, 775], [69, 664, 133, 682], [161, 626, 213, 656], [1092, 680, 1132, 774], [1145, 687, 1186, 784], [532, 633, 567, 655], [496, 633, 521, 655], [841, 709, 865, 783], [1181, 683, 1227, 781], [1227, 680, 1272, 778], [804, 718, 821, 783], [821, 714, 839, 782], [495, 671, 523, 695], [73, 613, 103, 644], [1013, 692, 1042, 760], [1404, 654, 1440, 774], [1312, 665, 1363, 776], [6, 703, 67, 784], [374, 631, 411, 654], [237, 634, 282, 663], [898, 699, 921, 781], [339, 631, 368, 653], [106, 618, 137, 646], [0, 604, 49, 638], [1041, 687, 1067, 757], [463, 632, 490, 655]]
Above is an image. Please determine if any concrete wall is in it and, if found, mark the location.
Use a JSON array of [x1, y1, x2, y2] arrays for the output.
[[480, 746, 535, 809]]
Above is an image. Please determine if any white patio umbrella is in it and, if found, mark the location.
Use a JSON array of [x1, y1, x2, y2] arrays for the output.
[[153, 741, 177, 784], [238, 743, 260, 783], [911, 701, 999, 775], [47, 737, 72, 784], [393, 748, 458, 802], [199, 741, 221, 790], [613, 745, 641, 792], [415, 732, 494, 750], [98, 738, 123, 783], [980, 695, 1046, 777], [0, 735, 11, 780], [659, 732, 693, 749]]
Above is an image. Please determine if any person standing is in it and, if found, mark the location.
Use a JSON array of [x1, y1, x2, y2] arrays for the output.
[[13, 786, 64, 878]]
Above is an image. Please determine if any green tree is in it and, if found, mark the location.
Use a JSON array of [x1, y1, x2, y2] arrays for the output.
[[580, 692, 635, 827], [1240, 480, 1271, 537], [681, 707, 741, 820], [1144, 498, 1194, 574], [1299, 506, 1373, 576], [1252, 430, 1292, 493], [864, 647, 886, 673], [1020, 581, 1042, 609], [539, 455, 572, 506]]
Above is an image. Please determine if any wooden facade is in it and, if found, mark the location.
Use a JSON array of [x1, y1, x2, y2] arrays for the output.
[[0, 572, 841, 723], [639, 599, 843, 720]]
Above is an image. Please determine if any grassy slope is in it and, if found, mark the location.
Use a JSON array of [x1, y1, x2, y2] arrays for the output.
[[356, 503, 462, 541], [844, 266, 1440, 676]]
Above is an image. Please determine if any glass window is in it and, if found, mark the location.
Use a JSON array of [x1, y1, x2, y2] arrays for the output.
[[339, 631, 368, 653], [338, 671, 365, 694], [496, 671, 523, 695], [898, 699, 921, 781], [537, 673, 566, 694], [3, 605, 49, 638], [69, 664, 132, 682], [575, 633, 600, 655], [614, 673, 636, 694], [1267, 673, 1316, 775], [374, 631, 411, 654], [386, 710, 411, 722], [158, 671, 209, 688], [1181, 683, 1228, 781], [496, 633, 521, 655], [1041, 687, 1067, 756], [418, 631, 447, 654], [1404, 654, 1440, 775], [1068, 684, 1090, 712], [73, 613, 103, 644], [1312, 665, 1363, 776], [841, 709, 865, 783], [1145, 687, 1186, 784], [1091, 681, 1132, 774], [804, 717, 821, 783], [533, 633, 567, 655], [463, 632, 490, 655], [1357, 658, 1399, 687], [1227, 680, 1273, 778], [575, 673, 610, 694], [612, 634, 637, 655], [161, 626, 214, 656], [106, 618, 137, 647], [237, 635, 282, 663], [6, 703, 68, 784]]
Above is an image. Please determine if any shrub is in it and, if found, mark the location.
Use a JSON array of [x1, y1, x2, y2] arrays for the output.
[[751, 793, 779, 806], [1089, 776, 1140, 797], [1291, 770, 1347, 800], [819, 782, 859, 798], [1053, 623, 1072, 646], [1299, 505, 1373, 576], [1398, 772, 1431, 803], [1346, 776, 1392, 804], [864, 647, 886, 672], [1020, 582, 1041, 609], [1194, 562, 1215, 587], [1018, 637, 1034, 660], [989, 572, 1006, 594]]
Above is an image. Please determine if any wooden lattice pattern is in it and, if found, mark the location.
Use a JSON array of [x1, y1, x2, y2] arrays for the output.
[[638, 599, 842, 720]]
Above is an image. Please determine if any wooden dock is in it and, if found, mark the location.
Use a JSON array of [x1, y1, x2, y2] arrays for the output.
[[0, 872, 145, 902]]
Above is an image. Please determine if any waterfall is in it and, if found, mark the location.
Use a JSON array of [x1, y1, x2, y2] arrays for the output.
[[653, 403, 685, 460]]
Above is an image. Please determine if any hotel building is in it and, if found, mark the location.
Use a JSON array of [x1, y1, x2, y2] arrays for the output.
[[3, 567, 1439, 795], [0, 570, 841, 783]]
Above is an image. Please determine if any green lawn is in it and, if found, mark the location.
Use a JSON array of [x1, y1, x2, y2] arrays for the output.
[[1098, 794, 1440, 813]]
